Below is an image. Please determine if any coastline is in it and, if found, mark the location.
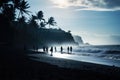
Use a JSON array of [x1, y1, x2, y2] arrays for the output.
[[0, 48, 120, 80], [29, 50, 120, 67], [29, 51, 120, 73]]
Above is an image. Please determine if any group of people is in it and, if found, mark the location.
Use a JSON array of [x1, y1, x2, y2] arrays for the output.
[[43, 46, 73, 56], [43, 46, 49, 53], [67, 46, 72, 54], [60, 46, 72, 54]]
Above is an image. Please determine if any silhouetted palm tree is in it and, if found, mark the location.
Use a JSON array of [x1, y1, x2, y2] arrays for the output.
[[28, 15, 39, 28], [37, 11, 47, 28], [28, 15, 37, 23], [0, 0, 30, 20], [0, 0, 16, 44], [0, 0, 10, 8], [37, 11, 44, 21], [18, 16, 26, 24], [0, 0, 15, 21], [40, 22, 45, 28], [16, 0, 30, 18], [47, 17, 56, 28], [2, 4, 15, 21]]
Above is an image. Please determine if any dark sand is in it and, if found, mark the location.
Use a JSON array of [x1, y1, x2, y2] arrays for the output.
[[0, 46, 120, 80]]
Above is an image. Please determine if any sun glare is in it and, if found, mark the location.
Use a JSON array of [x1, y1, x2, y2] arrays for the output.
[[51, 0, 69, 8]]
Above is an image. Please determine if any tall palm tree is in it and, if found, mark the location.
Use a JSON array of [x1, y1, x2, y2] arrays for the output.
[[12, 0, 30, 49], [40, 22, 45, 28], [15, 0, 30, 18], [47, 17, 57, 28], [28, 15, 39, 28], [2, 3, 15, 21], [18, 16, 26, 24], [0, 0, 30, 20], [37, 11, 47, 28], [0, 0, 10, 9], [0, 0, 15, 21], [37, 11, 44, 21]]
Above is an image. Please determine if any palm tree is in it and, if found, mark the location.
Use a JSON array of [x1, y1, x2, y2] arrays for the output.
[[17, 16, 26, 24], [40, 22, 45, 28], [0, 0, 30, 20], [47, 17, 57, 28], [0, 0, 16, 44], [2, 4, 15, 21], [0, 0, 30, 46], [15, 0, 30, 18], [37, 11, 47, 28], [0, 0, 16, 21], [0, 0, 10, 9], [12, 0, 30, 49], [28, 15, 39, 28], [37, 11, 44, 21]]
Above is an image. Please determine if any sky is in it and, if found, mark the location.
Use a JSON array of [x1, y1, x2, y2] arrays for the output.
[[27, 0, 120, 45]]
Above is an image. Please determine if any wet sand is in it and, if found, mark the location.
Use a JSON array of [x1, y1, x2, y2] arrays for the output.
[[29, 51, 120, 67], [0, 47, 120, 80]]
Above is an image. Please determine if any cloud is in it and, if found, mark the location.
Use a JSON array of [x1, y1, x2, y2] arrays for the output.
[[50, 0, 120, 11]]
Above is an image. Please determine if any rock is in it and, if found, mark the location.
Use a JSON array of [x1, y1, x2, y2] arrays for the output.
[[73, 35, 84, 45]]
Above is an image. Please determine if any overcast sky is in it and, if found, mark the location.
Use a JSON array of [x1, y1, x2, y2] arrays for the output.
[[27, 0, 120, 45]]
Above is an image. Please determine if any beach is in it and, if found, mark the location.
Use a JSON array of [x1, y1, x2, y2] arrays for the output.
[[0, 47, 120, 80], [1, 0, 120, 79]]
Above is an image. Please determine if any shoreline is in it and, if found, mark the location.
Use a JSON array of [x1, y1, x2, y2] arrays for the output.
[[0, 49, 120, 80], [29, 52, 120, 73], [29, 50, 120, 67]]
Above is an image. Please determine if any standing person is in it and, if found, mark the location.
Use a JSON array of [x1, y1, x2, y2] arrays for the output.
[[60, 46, 63, 54], [43, 46, 46, 52], [50, 46, 53, 56], [46, 46, 49, 53], [67, 46, 69, 54], [55, 47, 57, 52], [70, 46, 72, 53]]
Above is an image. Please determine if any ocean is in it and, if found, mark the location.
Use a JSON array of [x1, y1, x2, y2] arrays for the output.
[[31, 45, 120, 67], [73, 45, 120, 60], [52, 45, 120, 67]]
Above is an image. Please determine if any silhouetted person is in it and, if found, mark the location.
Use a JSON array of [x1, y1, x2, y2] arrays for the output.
[[43, 46, 46, 52], [60, 46, 63, 54], [55, 47, 57, 52], [50, 46, 53, 56], [70, 46, 72, 53], [46, 46, 49, 53], [67, 47, 69, 54]]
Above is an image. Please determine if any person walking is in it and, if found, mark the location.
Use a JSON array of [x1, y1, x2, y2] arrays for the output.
[[67, 46, 69, 54], [50, 46, 53, 56], [70, 46, 72, 53], [55, 47, 57, 52], [43, 46, 46, 52], [46, 46, 49, 53], [60, 46, 63, 54]]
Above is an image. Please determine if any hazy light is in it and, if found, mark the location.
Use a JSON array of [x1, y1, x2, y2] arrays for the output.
[[53, 52, 70, 58], [50, 0, 69, 8]]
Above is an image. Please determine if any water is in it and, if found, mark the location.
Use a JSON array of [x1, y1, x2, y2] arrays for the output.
[[30, 45, 120, 67], [64, 45, 120, 67], [73, 45, 120, 60]]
